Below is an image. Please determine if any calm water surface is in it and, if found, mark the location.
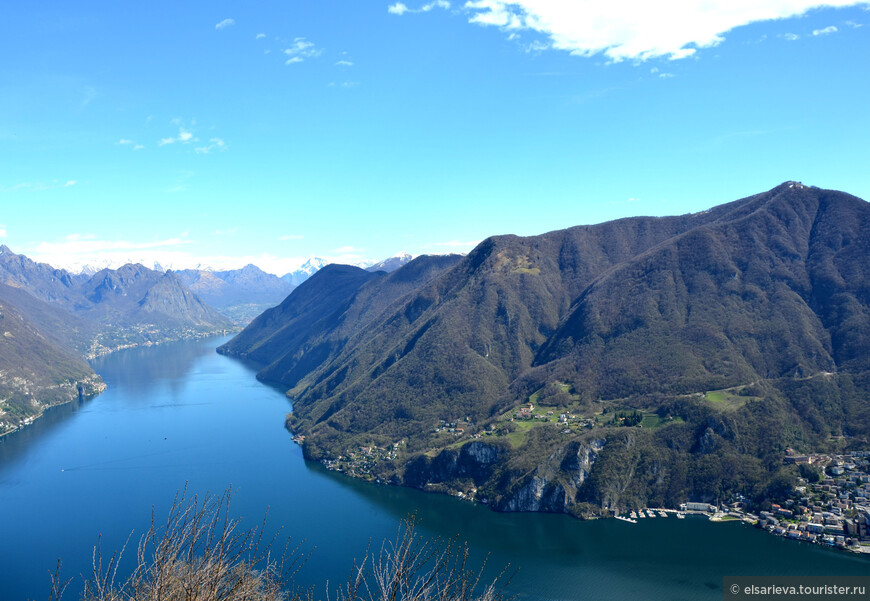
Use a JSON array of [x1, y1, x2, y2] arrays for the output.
[[1, 336, 867, 600]]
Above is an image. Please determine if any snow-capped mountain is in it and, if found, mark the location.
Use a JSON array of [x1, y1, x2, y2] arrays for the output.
[[281, 257, 329, 287], [365, 251, 413, 273]]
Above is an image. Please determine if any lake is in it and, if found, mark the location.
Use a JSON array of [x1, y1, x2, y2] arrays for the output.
[[1, 336, 867, 601]]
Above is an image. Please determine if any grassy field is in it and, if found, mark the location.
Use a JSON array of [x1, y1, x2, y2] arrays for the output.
[[704, 387, 759, 410]]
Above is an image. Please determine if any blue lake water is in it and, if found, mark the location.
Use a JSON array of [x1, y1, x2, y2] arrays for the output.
[[1, 336, 868, 600]]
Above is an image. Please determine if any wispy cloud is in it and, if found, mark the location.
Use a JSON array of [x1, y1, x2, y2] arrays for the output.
[[255, 33, 267, 39], [65, 233, 96, 241], [335, 60, 354, 67], [215, 18, 235, 31], [331, 245, 365, 253], [2, 179, 79, 193], [159, 121, 197, 146], [194, 138, 227, 154], [214, 228, 238, 236], [119, 138, 144, 150], [283, 38, 323, 65], [812, 25, 838, 35], [0, 225, 7, 238], [389, 1, 450, 15], [34, 237, 193, 257], [428, 240, 480, 248], [650, 67, 674, 78], [438, 0, 869, 62], [782, 32, 800, 40]]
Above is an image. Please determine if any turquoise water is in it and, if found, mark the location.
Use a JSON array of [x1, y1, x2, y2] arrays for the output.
[[1, 336, 867, 600]]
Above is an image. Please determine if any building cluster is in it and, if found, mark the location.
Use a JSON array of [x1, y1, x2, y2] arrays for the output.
[[321, 443, 401, 480], [513, 403, 595, 428], [756, 450, 870, 551]]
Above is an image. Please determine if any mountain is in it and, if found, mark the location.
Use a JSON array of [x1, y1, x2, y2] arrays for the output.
[[281, 257, 328, 288], [176, 264, 294, 324], [366, 252, 414, 273], [221, 183, 870, 516], [219, 255, 463, 388]]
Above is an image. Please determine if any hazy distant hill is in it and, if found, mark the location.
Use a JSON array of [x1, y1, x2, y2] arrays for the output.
[[176, 264, 294, 324], [222, 183, 870, 515]]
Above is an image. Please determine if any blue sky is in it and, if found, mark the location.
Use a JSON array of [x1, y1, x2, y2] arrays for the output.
[[1, 1, 868, 275]]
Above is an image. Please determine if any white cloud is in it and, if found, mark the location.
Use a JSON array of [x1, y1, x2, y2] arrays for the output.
[[0, 226, 7, 238], [428, 240, 480, 248], [331, 245, 365, 253], [159, 123, 197, 146], [279, 234, 304, 240], [34, 237, 193, 257], [812, 25, 838, 35], [283, 38, 323, 64], [422, 0, 451, 10], [335, 60, 354, 66], [388, 3, 411, 14], [256, 33, 267, 39], [3, 180, 78, 193], [194, 138, 227, 154], [215, 18, 235, 31], [119, 138, 144, 149], [782, 32, 800, 40], [453, 0, 868, 62], [389, 1, 450, 14]]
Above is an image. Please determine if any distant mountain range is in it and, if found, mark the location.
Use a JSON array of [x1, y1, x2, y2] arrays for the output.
[[172, 253, 414, 324], [220, 183, 870, 516], [0, 246, 232, 435], [176, 264, 295, 324]]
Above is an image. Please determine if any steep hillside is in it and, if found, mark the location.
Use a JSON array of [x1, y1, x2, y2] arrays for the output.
[[0, 299, 104, 436], [222, 183, 870, 515]]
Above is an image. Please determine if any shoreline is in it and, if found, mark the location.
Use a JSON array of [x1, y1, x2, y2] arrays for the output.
[[1, 329, 236, 440], [289, 434, 870, 557]]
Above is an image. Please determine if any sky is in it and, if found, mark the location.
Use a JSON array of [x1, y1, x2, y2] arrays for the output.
[[1, 1, 868, 275]]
